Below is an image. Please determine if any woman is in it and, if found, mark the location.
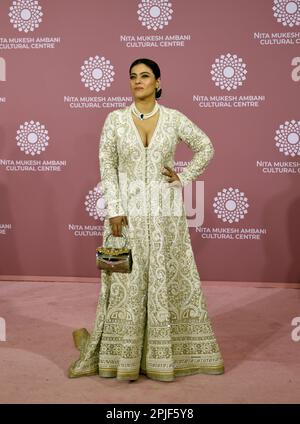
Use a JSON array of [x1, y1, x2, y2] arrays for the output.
[[68, 58, 224, 381]]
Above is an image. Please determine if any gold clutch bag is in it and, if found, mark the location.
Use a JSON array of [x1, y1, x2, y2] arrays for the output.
[[96, 232, 133, 274]]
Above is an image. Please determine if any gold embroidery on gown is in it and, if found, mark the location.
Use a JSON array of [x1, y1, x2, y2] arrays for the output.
[[68, 105, 224, 381]]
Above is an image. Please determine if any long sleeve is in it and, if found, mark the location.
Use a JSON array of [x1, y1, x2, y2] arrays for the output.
[[99, 112, 125, 219], [176, 111, 215, 187]]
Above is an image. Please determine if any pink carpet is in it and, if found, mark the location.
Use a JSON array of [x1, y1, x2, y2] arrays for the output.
[[0, 280, 299, 404]]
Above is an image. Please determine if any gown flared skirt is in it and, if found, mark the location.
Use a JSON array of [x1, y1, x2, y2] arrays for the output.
[[68, 204, 224, 381]]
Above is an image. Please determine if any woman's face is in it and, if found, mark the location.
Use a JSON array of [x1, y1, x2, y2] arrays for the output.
[[129, 63, 160, 101]]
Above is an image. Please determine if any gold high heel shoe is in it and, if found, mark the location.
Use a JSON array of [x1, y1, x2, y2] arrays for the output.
[[68, 328, 98, 378], [72, 328, 90, 352]]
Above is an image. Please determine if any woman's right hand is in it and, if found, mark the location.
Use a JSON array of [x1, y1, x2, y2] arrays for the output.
[[109, 215, 128, 237]]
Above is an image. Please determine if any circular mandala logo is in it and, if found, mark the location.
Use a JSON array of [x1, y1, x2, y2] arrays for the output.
[[80, 56, 115, 92], [273, 0, 300, 27], [275, 120, 300, 157], [137, 0, 173, 30], [211, 54, 247, 91], [213, 188, 249, 223], [85, 185, 107, 221], [16, 121, 49, 156], [8, 0, 43, 33]]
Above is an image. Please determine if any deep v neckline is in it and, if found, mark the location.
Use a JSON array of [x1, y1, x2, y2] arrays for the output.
[[129, 106, 162, 150]]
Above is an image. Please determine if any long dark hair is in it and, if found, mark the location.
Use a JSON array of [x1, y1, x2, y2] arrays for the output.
[[129, 58, 162, 99]]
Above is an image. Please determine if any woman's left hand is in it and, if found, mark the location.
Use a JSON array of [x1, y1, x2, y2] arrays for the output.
[[162, 166, 182, 187]]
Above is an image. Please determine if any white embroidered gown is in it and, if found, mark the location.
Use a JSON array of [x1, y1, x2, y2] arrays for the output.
[[68, 104, 224, 381]]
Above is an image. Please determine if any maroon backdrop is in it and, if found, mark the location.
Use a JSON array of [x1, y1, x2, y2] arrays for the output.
[[0, 0, 299, 283]]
